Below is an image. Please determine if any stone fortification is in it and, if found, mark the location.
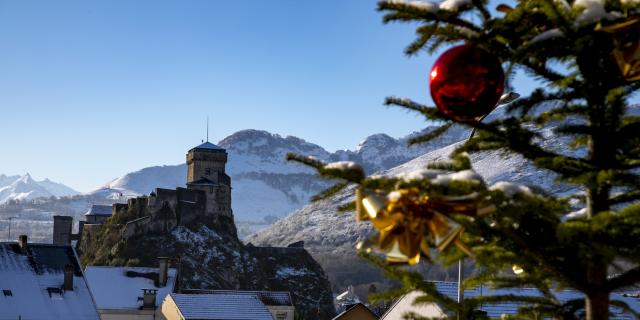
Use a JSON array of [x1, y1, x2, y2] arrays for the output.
[[75, 141, 335, 319]]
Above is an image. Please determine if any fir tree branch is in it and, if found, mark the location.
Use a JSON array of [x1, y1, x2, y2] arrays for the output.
[[609, 191, 640, 205], [384, 96, 443, 120], [609, 300, 640, 319], [311, 182, 350, 202], [405, 25, 438, 56], [377, 1, 483, 34], [467, 294, 556, 306], [286, 153, 325, 170], [520, 57, 571, 84], [408, 123, 453, 145], [471, 0, 491, 22], [496, 226, 589, 292], [360, 252, 459, 312], [606, 266, 640, 291]]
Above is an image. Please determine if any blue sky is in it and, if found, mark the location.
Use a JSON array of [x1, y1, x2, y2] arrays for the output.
[[0, 0, 537, 192]]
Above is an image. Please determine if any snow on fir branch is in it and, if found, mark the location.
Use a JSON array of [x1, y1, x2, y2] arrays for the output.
[[489, 181, 533, 197], [323, 161, 363, 172]]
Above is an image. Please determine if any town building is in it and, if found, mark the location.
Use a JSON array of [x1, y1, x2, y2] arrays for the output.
[[52, 215, 83, 246], [160, 293, 275, 320], [180, 289, 295, 320], [84, 204, 113, 224], [332, 303, 379, 320], [379, 281, 640, 319], [84, 257, 178, 320], [0, 235, 100, 319]]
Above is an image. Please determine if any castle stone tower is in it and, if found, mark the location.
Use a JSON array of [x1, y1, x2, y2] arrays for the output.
[[186, 142, 232, 218], [187, 141, 227, 183]]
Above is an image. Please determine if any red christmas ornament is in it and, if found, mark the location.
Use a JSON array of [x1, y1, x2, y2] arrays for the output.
[[430, 45, 505, 122]]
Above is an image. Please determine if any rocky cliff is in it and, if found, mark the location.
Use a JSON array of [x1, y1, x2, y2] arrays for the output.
[[79, 197, 335, 319]]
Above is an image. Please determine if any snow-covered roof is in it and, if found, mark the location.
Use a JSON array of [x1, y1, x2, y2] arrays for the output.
[[0, 242, 100, 320], [381, 281, 640, 319], [191, 141, 225, 151], [84, 266, 177, 310], [168, 293, 274, 320], [180, 289, 293, 306], [84, 204, 112, 216]]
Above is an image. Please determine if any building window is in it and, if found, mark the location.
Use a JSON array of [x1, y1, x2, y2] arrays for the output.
[[209, 186, 214, 194], [205, 168, 211, 176], [2, 290, 12, 297], [276, 312, 287, 320]]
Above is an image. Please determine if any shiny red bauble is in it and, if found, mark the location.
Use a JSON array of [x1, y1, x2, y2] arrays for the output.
[[429, 45, 505, 122]]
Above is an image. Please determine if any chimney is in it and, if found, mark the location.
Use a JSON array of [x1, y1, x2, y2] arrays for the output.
[[18, 235, 28, 253], [142, 289, 157, 309], [53, 216, 73, 245], [158, 257, 170, 287], [63, 264, 74, 291]]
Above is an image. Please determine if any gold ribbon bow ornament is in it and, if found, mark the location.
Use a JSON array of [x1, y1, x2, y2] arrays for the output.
[[598, 16, 640, 82], [356, 188, 494, 265]]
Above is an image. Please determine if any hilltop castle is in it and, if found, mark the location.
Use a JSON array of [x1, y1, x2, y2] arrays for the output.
[[66, 141, 237, 248], [55, 141, 337, 319]]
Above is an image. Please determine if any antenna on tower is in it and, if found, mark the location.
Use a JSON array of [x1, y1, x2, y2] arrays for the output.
[[206, 115, 209, 142]]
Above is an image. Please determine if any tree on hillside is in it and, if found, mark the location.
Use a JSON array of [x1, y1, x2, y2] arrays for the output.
[[289, 1, 640, 319]]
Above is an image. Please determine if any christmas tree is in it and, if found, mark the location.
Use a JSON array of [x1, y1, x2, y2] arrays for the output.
[[288, 0, 640, 319]]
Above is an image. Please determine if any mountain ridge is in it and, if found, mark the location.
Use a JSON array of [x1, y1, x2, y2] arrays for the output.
[[88, 127, 456, 227], [0, 173, 79, 204]]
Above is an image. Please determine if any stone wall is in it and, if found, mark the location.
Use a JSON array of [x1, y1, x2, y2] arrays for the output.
[[186, 150, 227, 183]]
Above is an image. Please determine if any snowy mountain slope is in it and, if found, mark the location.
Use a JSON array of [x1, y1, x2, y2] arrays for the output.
[[101, 165, 186, 195], [245, 104, 640, 293], [89, 128, 463, 224], [246, 138, 576, 252], [0, 174, 79, 204], [35, 178, 79, 197]]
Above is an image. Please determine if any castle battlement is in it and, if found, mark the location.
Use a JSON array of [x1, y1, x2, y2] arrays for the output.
[[70, 141, 237, 251]]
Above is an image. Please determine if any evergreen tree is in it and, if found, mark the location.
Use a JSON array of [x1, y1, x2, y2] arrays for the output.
[[289, 1, 640, 319]]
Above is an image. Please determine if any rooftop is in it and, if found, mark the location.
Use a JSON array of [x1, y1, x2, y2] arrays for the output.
[[380, 281, 640, 320], [84, 204, 112, 216], [0, 242, 100, 320], [332, 303, 378, 320], [168, 293, 274, 320], [84, 266, 177, 310], [190, 141, 225, 151], [180, 289, 293, 306]]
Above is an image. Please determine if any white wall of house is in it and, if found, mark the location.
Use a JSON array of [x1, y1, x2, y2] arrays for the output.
[[159, 295, 185, 320], [267, 305, 295, 320], [380, 291, 446, 320]]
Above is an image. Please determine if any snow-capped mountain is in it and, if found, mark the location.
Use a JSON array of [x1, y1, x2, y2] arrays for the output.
[[245, 104, 601, 292], [91, 128, 459, 224], [246, 138, 575, 253], [34, 178, 80, 197], [0, 174, 79, 204]]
